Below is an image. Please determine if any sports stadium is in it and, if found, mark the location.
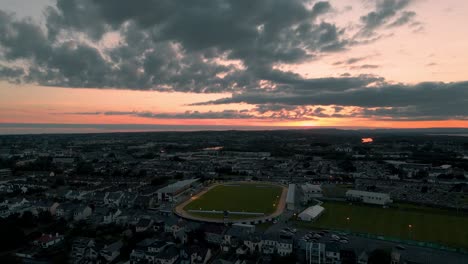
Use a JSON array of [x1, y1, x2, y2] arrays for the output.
[[175, 182, 287, 224]]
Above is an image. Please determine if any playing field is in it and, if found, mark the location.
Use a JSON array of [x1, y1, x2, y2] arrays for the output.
[[297, 201, 468, 249], [184, 183, 283, 216]]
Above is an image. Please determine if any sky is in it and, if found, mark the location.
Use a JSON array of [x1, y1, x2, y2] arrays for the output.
[[0, 0, 467, 133]]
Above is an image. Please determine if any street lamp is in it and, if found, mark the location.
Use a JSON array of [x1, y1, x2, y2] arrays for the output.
[[408, 224, 413, 240]]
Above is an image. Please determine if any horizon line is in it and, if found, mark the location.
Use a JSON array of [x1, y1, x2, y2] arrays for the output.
[[0, 122, 467, 136]]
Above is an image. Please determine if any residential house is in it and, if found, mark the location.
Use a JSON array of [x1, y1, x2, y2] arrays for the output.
[[243, 233, 263, 254], [73, 205, 93, 221], [180, 245, 212, 264], [136, 217, 154, 232], [165, 217, 188, 243], [153, 245, 179, 264], [261, 233, 278, 255], [121, 192, 138, 208], [130, 239, 170, 264], [203, 224, 227, 245], [277, 237, 293, 256], [103, 208, 122, 224], [104, 191, 124, 207], [70, 237, 99, 264], [100, 240, 123, 263]]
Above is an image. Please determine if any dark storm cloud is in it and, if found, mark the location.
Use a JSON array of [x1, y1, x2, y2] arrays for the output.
[[0, 0, 350, 92], [360, 0, 417, 35]]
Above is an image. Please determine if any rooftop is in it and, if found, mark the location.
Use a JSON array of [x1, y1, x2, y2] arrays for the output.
[[157, 178, 199, 194]]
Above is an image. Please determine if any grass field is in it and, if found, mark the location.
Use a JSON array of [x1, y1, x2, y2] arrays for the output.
[[184, 183, 283, 218], [296, 201, 468, 249]]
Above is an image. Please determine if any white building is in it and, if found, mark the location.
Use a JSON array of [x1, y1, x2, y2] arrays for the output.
[[298, 205, 325, 222], [286, 184, 296, 211], [346, 190, 392, 205], [301, 183, 323, 203]]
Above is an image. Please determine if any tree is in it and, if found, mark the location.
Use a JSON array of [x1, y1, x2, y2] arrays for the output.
[[38, 211, 53, 224], [0, 221, 25, 251], [151, 176, 170, 186], [174, 173, 184, 180], [76, 161, 94, 175], [19, 211, 36, 228], [339, 159, 356, 172], [368, 249, 391, 264], [55, 176, 65, 186]]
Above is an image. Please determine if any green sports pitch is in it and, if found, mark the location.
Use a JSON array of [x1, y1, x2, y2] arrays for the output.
[[296, 201, 468, 249], [183, 182, 283, 218]]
